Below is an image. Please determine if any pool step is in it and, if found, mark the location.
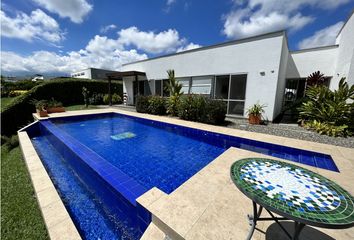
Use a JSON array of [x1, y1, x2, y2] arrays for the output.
[[140, 222, 166, 240]]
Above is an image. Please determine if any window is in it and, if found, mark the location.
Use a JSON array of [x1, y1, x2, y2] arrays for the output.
[[214, 75, 229, 99], [177, 78, 190, 94], [155, 80, 161, 95], [163, 80, 169, 97], [214, 74, 247, 116], [229, 75, 247, 100], [190, 76, 212, 95]]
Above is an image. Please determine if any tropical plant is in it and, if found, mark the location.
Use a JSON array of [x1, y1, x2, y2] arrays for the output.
[[246, 102, 266, 116], [103, 93, 122, 105], [47, 98, 63, 108], [166, 69, 183, 97], [304, 120, 349, 137], [298, 77, 354, 136], [30, 99, 48, 110], [306, 71, 326, 89]]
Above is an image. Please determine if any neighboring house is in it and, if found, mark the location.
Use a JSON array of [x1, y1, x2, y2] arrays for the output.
[[71, 68, 119, 80], [117, 12, 353, 121], [31, 74, 44, 81]]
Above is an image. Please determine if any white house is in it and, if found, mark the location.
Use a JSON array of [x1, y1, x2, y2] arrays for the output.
[[117, 11, 354, 121], [71, 68, 119, 80]]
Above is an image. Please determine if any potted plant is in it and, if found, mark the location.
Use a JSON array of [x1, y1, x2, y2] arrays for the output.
[[31, 99, 49, 117], [247, 103, 266, 125], [47, 98, 65, 113]]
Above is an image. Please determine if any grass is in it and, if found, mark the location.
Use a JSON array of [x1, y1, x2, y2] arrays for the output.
[[1, 145, 49, 240], [65, 104, 100, 111], [1, 97, 15, 111]]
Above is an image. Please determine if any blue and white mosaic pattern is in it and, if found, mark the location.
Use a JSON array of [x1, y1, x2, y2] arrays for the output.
[[231, 158, 354, 227], [241, 161, 341, 211]]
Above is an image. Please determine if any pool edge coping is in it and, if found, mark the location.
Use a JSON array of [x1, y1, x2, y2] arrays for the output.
[[18, 131, 82, 240]]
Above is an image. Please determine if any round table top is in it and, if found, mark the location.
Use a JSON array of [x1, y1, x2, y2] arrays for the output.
[[230, 158, 354, 229]]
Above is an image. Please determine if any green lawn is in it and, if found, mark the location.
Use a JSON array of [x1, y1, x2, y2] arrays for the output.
[[65, 104, 100, 111], [1, 145, 49, 240], [1, 97, 15, 111]]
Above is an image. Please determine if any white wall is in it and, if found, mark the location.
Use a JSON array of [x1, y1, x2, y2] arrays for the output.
[[273, 36, 289, 120], [287, 46, 338, 79], [122, 75, 147, 105], [71, 69, 92, 79], [334, 12, 354, 88], [122, 32, 286, 120]]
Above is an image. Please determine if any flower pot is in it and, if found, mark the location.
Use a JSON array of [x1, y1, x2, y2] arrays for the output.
[[248, 114, 261, 125], [47, 107, 65, 113], [36, 109, 48, 117]]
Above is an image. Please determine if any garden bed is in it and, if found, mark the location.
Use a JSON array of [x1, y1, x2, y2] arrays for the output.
[[226, 118, 354, 148]]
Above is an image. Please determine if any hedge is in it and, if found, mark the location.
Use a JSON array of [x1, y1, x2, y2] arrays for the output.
[[1, 78, 122, 136], [135, 94, 226, 125]]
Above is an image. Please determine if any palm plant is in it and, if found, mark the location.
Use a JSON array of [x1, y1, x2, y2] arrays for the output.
[[166, 69, 183, 97], [306, 71, 326, 89], [166, 69, 183, 116]]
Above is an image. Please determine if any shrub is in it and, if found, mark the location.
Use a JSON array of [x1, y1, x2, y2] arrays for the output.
[[166, 94, 180, 116], [103, 93, 122, 105], [1, 79, 122, 136], [89, 93, 104, 105], [1, 80, 41, 97], [136, 96, 150, 113], [148, 95, 166, 115], [298, 78, 354, 137], [204, 99, 227, 125], [178, 95, 207, 122], [8, 90, 28, 97]]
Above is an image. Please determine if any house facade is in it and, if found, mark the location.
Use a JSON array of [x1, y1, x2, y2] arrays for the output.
[[119, 12, 353, 121]]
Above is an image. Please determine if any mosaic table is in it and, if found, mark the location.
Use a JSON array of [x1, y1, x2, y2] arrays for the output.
[[230, 158, 354, 240]]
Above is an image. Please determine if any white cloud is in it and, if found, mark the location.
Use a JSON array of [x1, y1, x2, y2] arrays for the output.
[[0, 9, 64, 43], [223, 0, 350, 39], [177, 43, 202, 52], [1, 26, 199, 75], [117, 27, 186, 54], [164, 0, 177, 13], [100, 24, 117, 33], [32, 0, 92, 23], [298, 21, 344, 49]]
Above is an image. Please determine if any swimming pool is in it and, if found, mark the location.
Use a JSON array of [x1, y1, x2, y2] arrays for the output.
[[24, 112, 338, 239]]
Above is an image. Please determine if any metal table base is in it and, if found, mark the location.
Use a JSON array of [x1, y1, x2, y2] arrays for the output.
[[246, 201, 305, 240]]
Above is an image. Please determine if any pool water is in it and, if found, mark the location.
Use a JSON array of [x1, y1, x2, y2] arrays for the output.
[[53, 114, 225, 194], [32, 136, 141, 239]]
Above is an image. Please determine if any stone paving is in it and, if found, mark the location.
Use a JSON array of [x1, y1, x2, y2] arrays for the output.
[[27, 108, 354, 240]]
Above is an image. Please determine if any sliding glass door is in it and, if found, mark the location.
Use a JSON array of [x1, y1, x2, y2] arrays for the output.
[[214, 74, 247, 116]]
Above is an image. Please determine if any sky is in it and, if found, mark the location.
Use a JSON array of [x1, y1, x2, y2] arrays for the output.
[[1, 0, 353, 76]]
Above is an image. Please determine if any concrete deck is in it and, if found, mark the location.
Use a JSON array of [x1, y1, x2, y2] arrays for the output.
[[30, 109, 354, 239]]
